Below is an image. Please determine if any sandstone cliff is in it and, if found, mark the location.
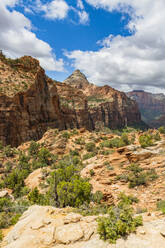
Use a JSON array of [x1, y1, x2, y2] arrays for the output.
[[0, 54, 143, 146], [127, 90, 165, 127], [0, 55, 63, 146], [62, 70, 143, 130]]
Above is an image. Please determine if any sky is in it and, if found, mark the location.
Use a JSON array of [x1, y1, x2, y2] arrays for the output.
[[0, 0, 165, 94]]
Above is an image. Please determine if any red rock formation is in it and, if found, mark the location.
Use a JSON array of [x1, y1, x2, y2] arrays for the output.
[[127, 90, 165, 127], [0, 55, 143, 146]]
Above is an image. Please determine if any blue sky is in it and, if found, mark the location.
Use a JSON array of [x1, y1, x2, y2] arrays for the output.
[[0, 0, 165, 93], [15, 0, 131, 81]]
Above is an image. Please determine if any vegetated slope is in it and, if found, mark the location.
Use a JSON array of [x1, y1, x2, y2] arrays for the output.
[[127, 90, 165, 127], [0, 53, 143, 147], [1, 127, 165, 247]]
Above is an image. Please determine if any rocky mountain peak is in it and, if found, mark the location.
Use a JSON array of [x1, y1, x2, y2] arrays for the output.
[[63, 69, 89, 89]]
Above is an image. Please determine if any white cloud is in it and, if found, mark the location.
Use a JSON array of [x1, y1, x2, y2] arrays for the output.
[[66, 0, 165, 93], [77, 0, 84, 10], [0, 0, 64, 71], [74, 0, 89, 25], [37, 0, 69, 20], [77, 10, 89, 24]]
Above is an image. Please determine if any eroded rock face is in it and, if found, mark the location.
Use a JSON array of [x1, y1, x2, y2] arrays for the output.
[[0, 55, 143, 146], [127, 90, 165, 127], [60, 70, 143, 130], [2, 205, 165, 248]]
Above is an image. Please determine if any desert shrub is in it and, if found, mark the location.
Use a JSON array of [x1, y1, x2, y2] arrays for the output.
[[89, 169, 95, 176], [28, 141, 40, 157], [118, 192, 139, 205], [116, 173, 129, 183], [0, 230, 3, 241], [121, 133, 130, 145], [10, 213, 21, 225], [31, 147, 52, 169], [75, 203, 108, 216], [126, 164, 147, 188], [139, 134, 154, 148], [158, 126, 165, 134], [74, 137, 85, 145], [70, 149, 79, 156], [72, 156, 80, 165], [61, 131, 70, 139], [46, 158, 92, 208], [18, 151, 30, 171], [146, 168, 159, 181], [100, 135, 130, 149], [2, 168, 29, 197], [116, 164, 158, 188], [28, 187, 47, 205], [100, 140, 112, 148], [92, 191, 103, 204], [157, 200, 165, 214], [82, 152, 96, 160], [2, 145, 15, 157], [85, 142, 96, 152], [97, 197, 143, 244], [153, 131, 161, 141], [0, 198, 30, 229], [37, 147, 51, 165], [57, 179, 92, 207], [71, 129, 79, 135], [4, 161, 13, 173]]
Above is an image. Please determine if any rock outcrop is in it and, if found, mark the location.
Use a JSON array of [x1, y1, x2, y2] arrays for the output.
[[0, 54, 143, 146], [127, 90, 165, 127], [61, 70, 143, 130], [2, 205, 165, 248]]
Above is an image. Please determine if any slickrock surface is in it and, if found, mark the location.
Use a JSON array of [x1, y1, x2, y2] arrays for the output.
[[2, 205, 165, 248]]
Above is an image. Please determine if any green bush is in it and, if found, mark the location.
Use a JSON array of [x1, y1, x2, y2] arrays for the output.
[[153, 131, 161, 141], [61, 131, 70, 139], [28, 141, 40, 157], [74, 138, 85, 145], [83, 152, 96, 160], [93, 191, 103, 204], [0, 230, 3, 241], [157, 200, 165, 214], [118, 192, 139, 205], [3, 145, 15, 157], [1, 167, 30, 197], [97, 197, 143, 244], [75, 203, 108, 216], [89, 169, 95, 176], [116, 164, 158, 188], [28, 187, 42, 204], [100, 135, 130, 149], [139, 134, 154, 148], [121, 133, 130, 145], [46, 157, 93, 208], [57, 179, 92, 207], [158, 126, 165, 134], [70, 149, 79, 156], [85, 142, 96, 152]]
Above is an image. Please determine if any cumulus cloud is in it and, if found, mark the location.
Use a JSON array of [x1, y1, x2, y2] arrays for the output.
[[36, 0, 69, 20], [77, 0, 84, 10], [77, 10, 89, 24], [0, 0, 64, 71], [66, 0, 165, 93], [72, 0, 89, 25]]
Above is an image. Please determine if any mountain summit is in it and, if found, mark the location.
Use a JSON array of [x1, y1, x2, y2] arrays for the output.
[[63, 69, 90, 89]]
